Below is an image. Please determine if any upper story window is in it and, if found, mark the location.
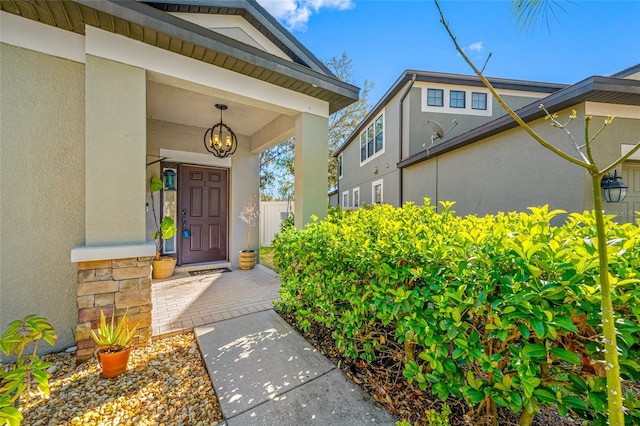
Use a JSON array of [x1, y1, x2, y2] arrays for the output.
[[360, 114, 384, 164], [427, 89, 444, 107], [338, 154, 343, 179], [472, 92, 487, 110], [450, 90, 466, 108]]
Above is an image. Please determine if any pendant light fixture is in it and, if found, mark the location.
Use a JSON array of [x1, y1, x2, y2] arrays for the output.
[[203, 103, 238, 158]]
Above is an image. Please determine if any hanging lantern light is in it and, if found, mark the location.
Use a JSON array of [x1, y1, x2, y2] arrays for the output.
[[203, 103, 238, 158], [601, 170, 628, 203]]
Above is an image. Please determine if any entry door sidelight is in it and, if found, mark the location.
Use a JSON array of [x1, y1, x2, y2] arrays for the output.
[[178, 165, 228, 264]]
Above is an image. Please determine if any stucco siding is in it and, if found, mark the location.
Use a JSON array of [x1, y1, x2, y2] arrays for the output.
[[85, 55, 146, 245], [403, 106, 597, 218], [0, 44, 85, 350], [407, 88, 545, 157], [339, 103, 402, 207]]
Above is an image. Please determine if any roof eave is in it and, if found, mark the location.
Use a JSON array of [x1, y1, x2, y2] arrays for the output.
[[398, 76, 640, 168]]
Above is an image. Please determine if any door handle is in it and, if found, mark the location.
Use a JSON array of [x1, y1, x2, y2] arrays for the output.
[[182, 209, 190, 239]]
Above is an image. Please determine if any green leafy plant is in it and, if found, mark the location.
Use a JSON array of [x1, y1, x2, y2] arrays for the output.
[[434, 3, 640, 423], [149, 176, 177, 256], [274, 202, 640, 425], [0, 315, 57, 426], [426, 403, 451, 426], [90, 310, 137, 353]]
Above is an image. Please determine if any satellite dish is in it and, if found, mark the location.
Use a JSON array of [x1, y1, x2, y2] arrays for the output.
[[425, 119, 458, 151], [428, 120, 445, 139]]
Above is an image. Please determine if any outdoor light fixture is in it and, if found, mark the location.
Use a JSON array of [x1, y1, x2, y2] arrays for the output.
[[203, 103, 238, 158], [601, 170, 628, 203]]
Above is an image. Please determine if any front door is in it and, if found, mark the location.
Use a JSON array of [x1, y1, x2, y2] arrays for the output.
[[179, 164, 228, 264]]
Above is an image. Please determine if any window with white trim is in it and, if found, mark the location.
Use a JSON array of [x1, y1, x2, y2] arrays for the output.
[[450, 90, 466, 108], [360, 114, 384, 164], [427, 88, 444, 107], [352, 187, 360, 207], [338, 154, 343, 179], [472, 92, 487, 110], [372, 179, 383, 204], [342, 191, 349, 208]]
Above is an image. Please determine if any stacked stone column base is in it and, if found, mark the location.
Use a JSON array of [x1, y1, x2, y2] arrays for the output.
[[75, 256, 153, 362]]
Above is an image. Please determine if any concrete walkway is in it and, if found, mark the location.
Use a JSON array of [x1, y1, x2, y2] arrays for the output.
[[151, 265, 396, 425]]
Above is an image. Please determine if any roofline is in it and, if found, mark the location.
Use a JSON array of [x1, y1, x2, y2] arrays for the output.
[[145, 0, 335, 76], [611, 63, 640, 78], [80, 1, 358, 103], [334, 70, 565, 156], [1, 0, 359, 113], [398, 76, 640, 168]]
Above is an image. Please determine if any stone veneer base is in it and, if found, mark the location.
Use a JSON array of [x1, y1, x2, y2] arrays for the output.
[[74, 256, 153, 362]]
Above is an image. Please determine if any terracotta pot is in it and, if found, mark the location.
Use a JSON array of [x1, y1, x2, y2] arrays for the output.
[[239, 250, 256, 270], [97, 347, 132, 378]]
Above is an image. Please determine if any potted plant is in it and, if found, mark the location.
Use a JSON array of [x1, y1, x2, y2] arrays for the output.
[[150, 176, 178, 279], [239, 196, 259, 270], [90, 310, 138, 379]]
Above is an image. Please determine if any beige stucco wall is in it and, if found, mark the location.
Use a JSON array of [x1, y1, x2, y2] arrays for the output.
[[147, 119, 259, 266], [404, 105, 596, 218], [0, 44, 85, 350], [85, 55, 146, 245], [294, 112, 329, 227]]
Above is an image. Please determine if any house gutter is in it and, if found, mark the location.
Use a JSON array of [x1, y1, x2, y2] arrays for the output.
[[398, 73, 416, 206]]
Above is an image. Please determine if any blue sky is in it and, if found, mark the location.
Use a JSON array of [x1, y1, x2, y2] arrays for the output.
[[258, 0, 640, 104]]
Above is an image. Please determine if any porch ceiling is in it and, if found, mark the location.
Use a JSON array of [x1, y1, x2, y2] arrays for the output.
[[147, 76, 284, 136], [0, 0, 359, 114]]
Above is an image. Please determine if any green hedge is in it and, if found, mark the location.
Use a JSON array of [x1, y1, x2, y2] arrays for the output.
[[273, 201, 640, 424]]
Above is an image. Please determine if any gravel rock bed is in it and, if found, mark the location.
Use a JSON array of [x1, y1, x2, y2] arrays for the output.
[[20, 333, 224, 426]]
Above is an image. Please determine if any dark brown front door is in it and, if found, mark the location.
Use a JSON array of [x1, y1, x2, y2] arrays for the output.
[[178, 165, 228, 264]]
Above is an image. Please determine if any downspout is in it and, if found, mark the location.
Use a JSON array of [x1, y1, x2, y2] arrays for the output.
[[398, 74, 416, 206]]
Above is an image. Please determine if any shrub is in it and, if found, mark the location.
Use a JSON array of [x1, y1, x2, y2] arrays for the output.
[[274, 201, 640, 425]]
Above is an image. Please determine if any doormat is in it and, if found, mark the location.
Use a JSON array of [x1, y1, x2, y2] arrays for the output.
[[188, 267, 232, 276]]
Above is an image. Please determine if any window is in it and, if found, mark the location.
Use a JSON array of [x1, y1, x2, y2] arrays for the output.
[[353, 187, 360, 207], [450, 90, 465, 108], [427, 88, 443, 107], [360, 114, 384, 163], [374, 116, 383, 153], [472, 92, 487, 110], [338, 154, 343, 179], [342, 191, 349, 208], [372, 179, 383, 204]]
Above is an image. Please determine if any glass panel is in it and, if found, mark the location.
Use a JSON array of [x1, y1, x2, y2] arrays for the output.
[[472, 92, 487, 110], [375, 116, 383, 152], [427, 89, 443, 107], [374, 184, 382, 203], [353, 190, 359, 207], [360, 134, 367, 161], [450, 90, 465, 108]]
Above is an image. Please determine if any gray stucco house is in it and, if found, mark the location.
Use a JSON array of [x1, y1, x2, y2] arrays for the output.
[[335, 65, 640, 223], [0, 0, 358, 356]]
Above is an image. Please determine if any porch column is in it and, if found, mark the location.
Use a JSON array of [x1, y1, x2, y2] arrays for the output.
[[294, 112, 329, 228], [72, 55, 153, 361]]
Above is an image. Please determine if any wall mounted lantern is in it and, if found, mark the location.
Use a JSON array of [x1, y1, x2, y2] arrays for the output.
[[601, 170, 628, 203], [163, 169, 176, 191], [203, 103, 238, 158]]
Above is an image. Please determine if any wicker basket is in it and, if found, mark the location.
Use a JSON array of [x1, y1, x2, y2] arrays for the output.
[[152, 257, 177, 279]]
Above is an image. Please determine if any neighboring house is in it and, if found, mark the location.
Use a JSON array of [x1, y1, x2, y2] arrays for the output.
[[0, 0, 358, 357], [336, 66, 640, 223]]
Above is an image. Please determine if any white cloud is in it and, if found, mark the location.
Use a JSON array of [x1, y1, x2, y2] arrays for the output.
[[258, 0, 354, 31], [464, 41, 484, 53]]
